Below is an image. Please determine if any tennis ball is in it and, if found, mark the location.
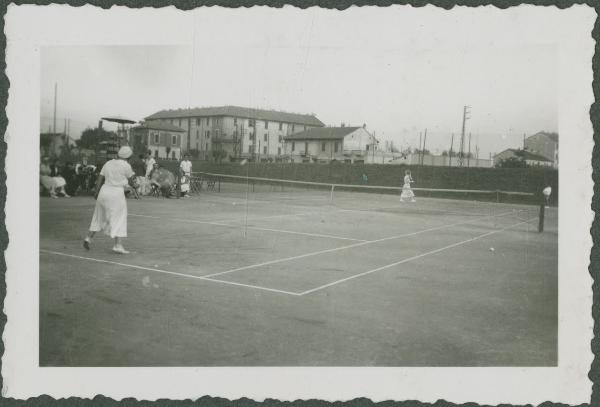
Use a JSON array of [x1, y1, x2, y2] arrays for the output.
[[489, 248, 495, 252]]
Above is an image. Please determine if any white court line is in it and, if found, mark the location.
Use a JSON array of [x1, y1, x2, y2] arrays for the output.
[[202, 210, 519, 279], [39, 249, 301, 296], [129, 213, 366, 242], [298, 218, 535, 295], [215, 211, 316, 225]]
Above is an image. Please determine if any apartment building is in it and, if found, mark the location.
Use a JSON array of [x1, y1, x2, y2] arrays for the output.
[[524, 132, 558, 168], [144, 106, 325, 161], [130, 121, 186, 159]]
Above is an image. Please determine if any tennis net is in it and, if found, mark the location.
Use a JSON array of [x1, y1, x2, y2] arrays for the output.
[[188, 171, 541, 221]]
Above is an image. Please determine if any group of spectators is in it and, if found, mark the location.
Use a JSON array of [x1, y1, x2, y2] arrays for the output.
[[40, 157, 99, 198], [130, 151, 192, 198], [40, 151, 193, 199]]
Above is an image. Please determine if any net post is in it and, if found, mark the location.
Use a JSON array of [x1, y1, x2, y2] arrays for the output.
[[218, 177, 221, 193], [330, 184, 335, 202], [538, 203, 545, 233]]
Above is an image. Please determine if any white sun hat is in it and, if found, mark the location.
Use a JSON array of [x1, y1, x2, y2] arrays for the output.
[[117, 146, 133, 159]]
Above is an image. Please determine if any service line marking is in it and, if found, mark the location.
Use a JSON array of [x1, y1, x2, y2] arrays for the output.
[[39, 249, 301, 296], [298, 218, 535, 295], [129, 213, 366, 242], [202, 210, 521, 279]]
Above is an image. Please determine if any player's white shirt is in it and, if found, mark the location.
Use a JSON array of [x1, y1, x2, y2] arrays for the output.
[[100, 159, 135, 188], [145, 157, 156, 176], [543, 186, 552, 197], [180, 160, 192, 175]]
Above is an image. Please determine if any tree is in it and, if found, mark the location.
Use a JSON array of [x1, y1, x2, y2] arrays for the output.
[[211, 148, 227, 163], [76, 127, 118, 150], [495, 156, 527, 168]]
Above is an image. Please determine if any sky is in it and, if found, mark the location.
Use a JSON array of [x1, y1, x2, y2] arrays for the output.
[[40, 7, 558, 158]]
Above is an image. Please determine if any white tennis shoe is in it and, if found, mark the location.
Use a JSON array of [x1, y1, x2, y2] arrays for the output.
[[112, 245, 130, 254]]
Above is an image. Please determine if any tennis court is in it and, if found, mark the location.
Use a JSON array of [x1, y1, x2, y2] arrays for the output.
[[40, 175, 558, 366]]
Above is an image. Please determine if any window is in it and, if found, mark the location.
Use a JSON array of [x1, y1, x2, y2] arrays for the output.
[[279, 122, 283, 131], [366, 145, 370, 151], [304, 125, 307, 131], [196, 129, 199, 140], [154, 133, 159, 144], [233, 117, 237, 126], [248, 145, 253, 153], [154, 150, 158, 158], [215, 129, 220, 138], [250, 132, 255, 140], [249, 119, 255, 128], [304, 142, 308, 153], [170, 119, 174, 124], [265, 121, 269, 129], [292, 124, 295, 132], [263, 146, 267, 154], [178, 119, 182, 127], [264, 134, 268, 142], [172, 135, 177, 145], [278, 135, 282, 142], [334, 141, 339, 153], [196, 118, 200, 126], [172, 151, 176, 159], [278, 147, 281, 155], [322, 142, 326, 152], [292, 142, 295, 151], [206, 117, 210, 125], [206, 130, 210, 139]]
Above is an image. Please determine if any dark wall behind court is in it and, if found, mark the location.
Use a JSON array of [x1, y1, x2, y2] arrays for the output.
[[160, 160, 559, 204]]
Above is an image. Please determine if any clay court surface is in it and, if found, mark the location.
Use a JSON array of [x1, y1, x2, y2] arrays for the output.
[[40, 185, 558, 366]]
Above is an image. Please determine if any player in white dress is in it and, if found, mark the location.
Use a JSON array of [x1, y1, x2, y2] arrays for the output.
[[179, 153, 192, 198], [400, 170, 416, 203], [83, 146, 136, 254]]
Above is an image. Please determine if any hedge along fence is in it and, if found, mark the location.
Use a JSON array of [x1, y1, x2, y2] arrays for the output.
[[158, 160, 558, 204]]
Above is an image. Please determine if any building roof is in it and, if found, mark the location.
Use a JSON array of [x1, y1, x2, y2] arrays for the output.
[[496, 148, 553, 162], [132, 121, 186, 133], [145, 106, 325, 127], [284, 126, 360, 141]]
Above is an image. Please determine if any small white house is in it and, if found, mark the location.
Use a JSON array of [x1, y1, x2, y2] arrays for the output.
[[283, 126, 378, 163]]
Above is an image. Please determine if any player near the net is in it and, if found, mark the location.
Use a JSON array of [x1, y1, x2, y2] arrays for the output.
[[400, 169, 416, 203]]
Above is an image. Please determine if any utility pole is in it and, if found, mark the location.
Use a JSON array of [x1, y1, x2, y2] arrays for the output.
[[523, 133, 526, 150], [53, 83, 57, 134], [422, 128, 427, 166], [467, 132, 472, 167], [449, 133, 454, 167], [458, 105, 471, 166], [418, 132, 422, 164]]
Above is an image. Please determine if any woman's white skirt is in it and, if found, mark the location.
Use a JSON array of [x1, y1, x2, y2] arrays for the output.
[[180, 175, 190, 193], [400, 183, 415, 199], [40, 175, 55, 191], [53, 176, 66, 188], [89, 185, 128, 238]]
